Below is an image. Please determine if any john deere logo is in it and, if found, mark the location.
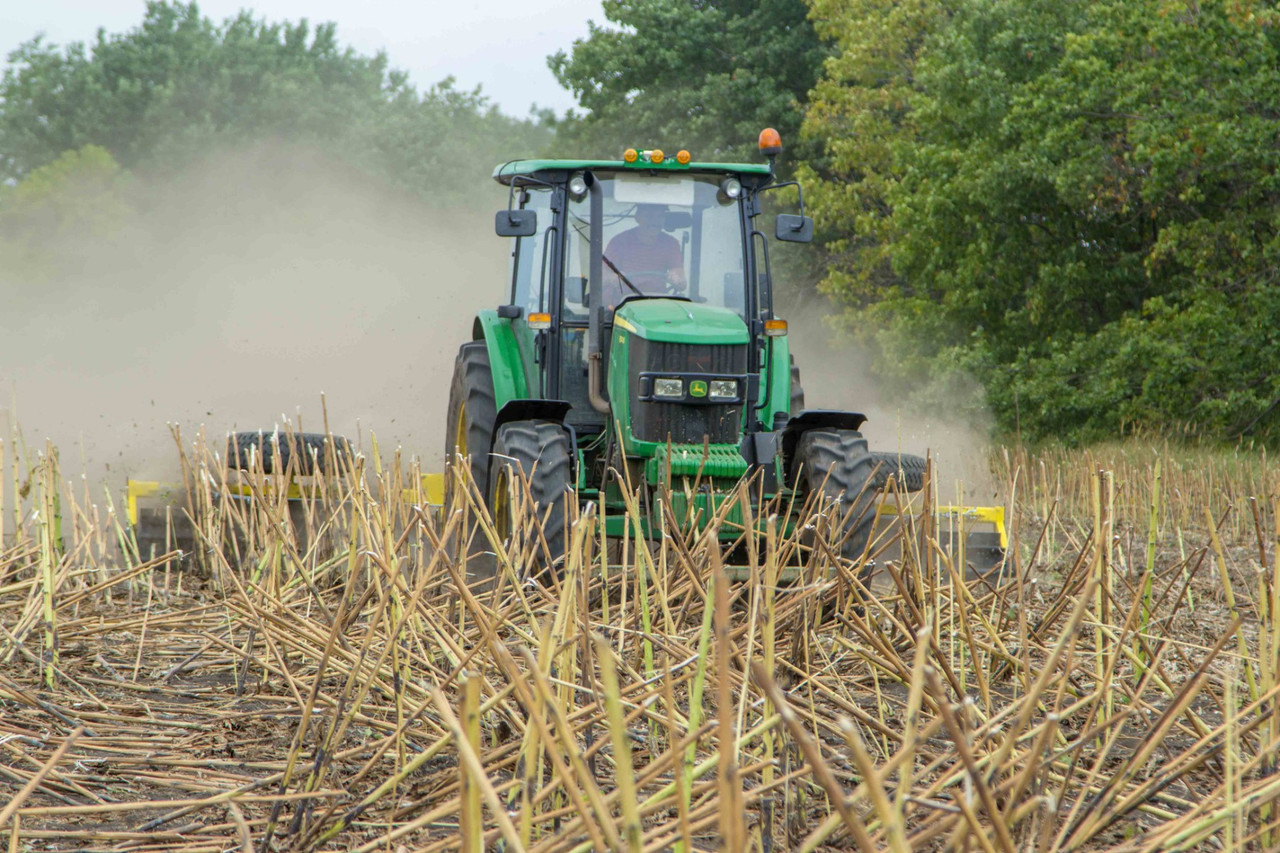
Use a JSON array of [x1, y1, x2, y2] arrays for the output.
[[689, 380, 708, 398]]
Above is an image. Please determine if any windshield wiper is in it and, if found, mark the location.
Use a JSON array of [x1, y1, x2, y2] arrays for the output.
[[601, 253, 645, 297], [569, 215, 645, 299]]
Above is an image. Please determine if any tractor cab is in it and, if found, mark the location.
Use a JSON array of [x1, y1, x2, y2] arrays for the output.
[[493, 147, 806, 443]]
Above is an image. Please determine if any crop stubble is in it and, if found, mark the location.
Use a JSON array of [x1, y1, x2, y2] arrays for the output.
[[1, 427, 1278, 851]]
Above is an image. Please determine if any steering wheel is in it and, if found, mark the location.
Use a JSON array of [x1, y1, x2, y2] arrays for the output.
[[620, 269, 687, 296]]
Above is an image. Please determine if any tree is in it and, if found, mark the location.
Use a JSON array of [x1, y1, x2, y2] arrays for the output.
[[0, 145, 134, 284], [805, 0, 1280, 442], [0, 2, 550, 203], [549, 0, 829, 165]]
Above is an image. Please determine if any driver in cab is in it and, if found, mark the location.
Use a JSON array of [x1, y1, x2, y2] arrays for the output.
[[602, 204, 687, 309]]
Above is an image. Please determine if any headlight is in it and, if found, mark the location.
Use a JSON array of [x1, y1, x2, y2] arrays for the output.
[[719, 177, 743, 201], [709, 379, 739, 401], [653, 378, 684, 399]]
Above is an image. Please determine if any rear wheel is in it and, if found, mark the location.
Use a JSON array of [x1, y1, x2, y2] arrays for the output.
[[870, 451, 927, 492], [444, 342, 498, 503], [488, 420, 574, 575], [226, 431, 350, 474], [794, 429, 878, 564]]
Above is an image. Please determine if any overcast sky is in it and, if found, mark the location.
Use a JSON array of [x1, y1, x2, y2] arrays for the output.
[[0, 0, 604, 116]]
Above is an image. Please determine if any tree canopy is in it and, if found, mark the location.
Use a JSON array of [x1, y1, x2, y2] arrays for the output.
[[0, 1, 550, 202], [549, 0, 829, 165], [803, 0, 1280, 443]]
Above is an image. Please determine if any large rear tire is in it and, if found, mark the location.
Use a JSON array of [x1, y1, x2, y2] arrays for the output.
[[870, 451, 927, 492], [444, 342, 498, 503], [226, 431, 351, 474], [488, 420, 573, 575], [794, 429, 878, 563]]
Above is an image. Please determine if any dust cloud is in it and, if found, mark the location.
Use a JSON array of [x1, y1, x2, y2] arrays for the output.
[[0, 144, 501, 489], [785, 304, 1000, 504], [0, 148, 997, 508]]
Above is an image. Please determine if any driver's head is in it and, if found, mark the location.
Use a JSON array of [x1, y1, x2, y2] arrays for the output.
[[634, 204, 666, 231]]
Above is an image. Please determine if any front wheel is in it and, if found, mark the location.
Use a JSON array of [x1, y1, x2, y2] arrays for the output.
[[488, 420, 574, 576]]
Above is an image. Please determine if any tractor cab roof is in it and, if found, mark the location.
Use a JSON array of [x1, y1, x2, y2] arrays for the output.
[[493, 158, 771, 186]]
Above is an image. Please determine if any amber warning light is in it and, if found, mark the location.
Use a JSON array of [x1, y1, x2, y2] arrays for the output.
[[758, 127, 782, 157]]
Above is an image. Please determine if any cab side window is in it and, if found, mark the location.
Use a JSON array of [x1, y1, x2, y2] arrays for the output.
[[510, 187, 554, 314]]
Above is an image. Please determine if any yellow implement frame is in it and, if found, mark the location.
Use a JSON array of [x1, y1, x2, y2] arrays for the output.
[[126, 473, 446, 527], [876, 502, 1007, 549]]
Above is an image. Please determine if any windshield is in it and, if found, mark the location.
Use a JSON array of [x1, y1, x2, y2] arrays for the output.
[[562, 172, 747, 319]]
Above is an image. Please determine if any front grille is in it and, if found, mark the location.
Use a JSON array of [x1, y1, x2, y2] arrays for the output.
[[630, 339, 747, 444]]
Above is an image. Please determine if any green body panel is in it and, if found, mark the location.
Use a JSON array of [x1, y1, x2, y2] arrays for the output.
[[473, 310, 529, 411], [762, 334, 792, 428], [512, 321, 539, 398], [606, 326, 637, 452], [600, 489, 747, 541], [606, 317, 744, 460], [668, 490, 747, 538], [647, 444, 749, 482], [612, 299, 751, 345], [495, 159, 770, 183], [607, 299, 755, 465]]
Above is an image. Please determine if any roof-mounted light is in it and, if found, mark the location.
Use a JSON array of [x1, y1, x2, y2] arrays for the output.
[[623, 148, 639, 163], [650, 148, 665, 164], [758, 127, 782, 157], [676, 149, 691, 165], [719, 177, 743, 201]]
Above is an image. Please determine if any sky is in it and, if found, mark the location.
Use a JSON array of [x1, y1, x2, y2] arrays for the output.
[[0, 0, 603, 117]]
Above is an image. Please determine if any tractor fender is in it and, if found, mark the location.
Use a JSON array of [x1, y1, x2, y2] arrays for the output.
[[473, 310, 530, 411], [780, 410, 868, 482], [492, 399, 578, 486], [493, 399, 572, 433]]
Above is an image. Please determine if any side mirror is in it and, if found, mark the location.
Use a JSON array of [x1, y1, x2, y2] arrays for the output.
[[495, 208, 537, 237], [775, 214, 813, 244]]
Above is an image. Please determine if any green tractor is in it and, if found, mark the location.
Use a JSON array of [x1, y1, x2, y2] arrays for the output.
[[445, 131, 996, 575]]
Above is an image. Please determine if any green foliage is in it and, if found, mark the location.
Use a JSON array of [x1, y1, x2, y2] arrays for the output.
[[549, 0, 829, 165], [806, 0, 1280, 443], [0, 2, 550, 203], [1, 145, 130, 233], [800, 0, 948, 295], [0, 145, 134, 282]]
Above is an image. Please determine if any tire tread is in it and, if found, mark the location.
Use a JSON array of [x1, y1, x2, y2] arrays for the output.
[[489, 420, 573, 570], [795, 429, 877, 561], [445, 342, 499, 497], [869, 451, 927, 492]]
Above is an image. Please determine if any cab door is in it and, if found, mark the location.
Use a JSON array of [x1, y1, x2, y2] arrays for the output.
[[507, 186, 554, 396]]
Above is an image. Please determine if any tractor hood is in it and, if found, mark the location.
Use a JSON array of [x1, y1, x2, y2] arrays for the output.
[[612, 299, 749, 345]]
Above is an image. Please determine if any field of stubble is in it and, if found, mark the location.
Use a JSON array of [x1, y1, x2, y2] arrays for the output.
[[1, 430, 1278, 852]]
